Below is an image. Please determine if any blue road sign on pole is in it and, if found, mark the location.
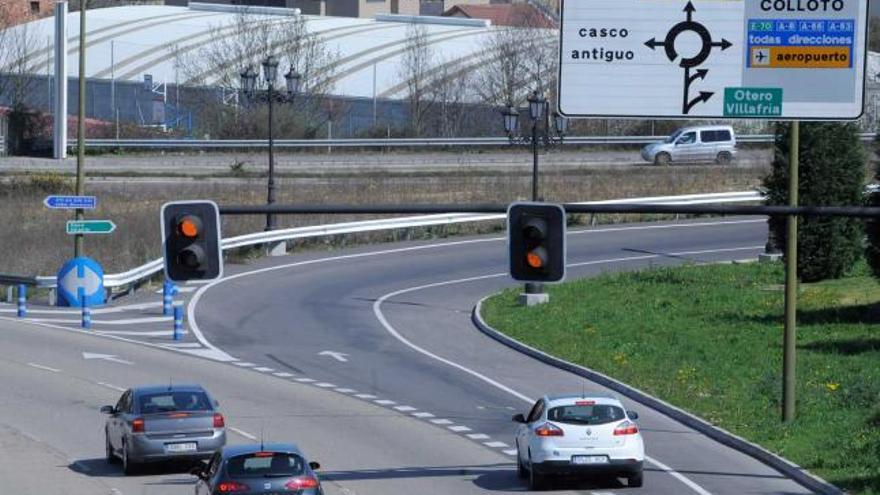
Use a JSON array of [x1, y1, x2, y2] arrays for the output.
[[44, 195, 97, 209], [56, 257, 105, 307]]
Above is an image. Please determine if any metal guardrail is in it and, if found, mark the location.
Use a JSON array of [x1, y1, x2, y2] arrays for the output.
[[2, 191, 764, 293], [75, 133, 877, 150]]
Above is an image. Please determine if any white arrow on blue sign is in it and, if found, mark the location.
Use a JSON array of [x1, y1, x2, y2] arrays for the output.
[[44, 195, 97, 209]]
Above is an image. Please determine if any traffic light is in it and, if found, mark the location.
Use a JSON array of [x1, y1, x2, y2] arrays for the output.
[[508, 202, 566, 283], [161, 201, 223, 282]]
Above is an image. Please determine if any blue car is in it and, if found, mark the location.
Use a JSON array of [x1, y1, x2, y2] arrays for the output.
[[192, 443, 324, 495]]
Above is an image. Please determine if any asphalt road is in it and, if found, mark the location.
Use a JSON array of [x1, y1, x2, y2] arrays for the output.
[[0, 218, 817, 495], [190, 218, 814, 494]]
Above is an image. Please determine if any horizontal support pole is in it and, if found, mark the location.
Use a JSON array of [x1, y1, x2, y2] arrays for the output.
[[220, 203, 880, 218]]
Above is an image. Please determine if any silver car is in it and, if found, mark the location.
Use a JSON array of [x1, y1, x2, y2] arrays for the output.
[[101, 384, 227, 475], [641, 125, 737, 165]]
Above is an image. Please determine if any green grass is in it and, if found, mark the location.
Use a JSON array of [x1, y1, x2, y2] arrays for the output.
[[482, 262, 880, 494]]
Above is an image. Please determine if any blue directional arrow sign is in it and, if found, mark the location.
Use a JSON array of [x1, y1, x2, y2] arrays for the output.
[[44, 195, 97, 209], [56, 257, 105, 307]]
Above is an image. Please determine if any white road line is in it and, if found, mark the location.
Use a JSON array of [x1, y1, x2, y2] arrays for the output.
[[296, 378, 316, 383], [97, 382, 126, 392], [393, 405, 417, 412], [187, 219, 760, 363], [412, 412, 434, 418], [254, 367, 274, 373], [448, 425, 471, 432], [335, 388, 356, 393], [273, 372, 294, 378], [355, 394, 376, 399], [374, 399, 396, 405], [466, 433, 490, 440], [229, 427, 258, 441], [95, 330, 186, 337], [430, 419, 453, 425], [484, 441, 509, 448], [27, 316, 172, 325], [26, 362, 60, 373], [370, 249, 763, 495], [502, 449, 518, 456], [233, 362, 256, 367], [162, 342, 203, 348], [314, 382, 336, 388]]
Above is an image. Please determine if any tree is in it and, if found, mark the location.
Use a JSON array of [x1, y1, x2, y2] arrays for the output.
[[398, 22, 435, 137], [764, 122, 866, 282]]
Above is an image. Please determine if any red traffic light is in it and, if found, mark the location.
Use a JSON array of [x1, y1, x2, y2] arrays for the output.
[[177, 215, 202, 238], [526, 248, 547, 269]]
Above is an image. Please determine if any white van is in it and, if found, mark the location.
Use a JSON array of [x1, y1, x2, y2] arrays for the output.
[[641, 125, 737, 166]]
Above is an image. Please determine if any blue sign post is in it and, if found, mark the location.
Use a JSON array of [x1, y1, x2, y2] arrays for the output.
[[44, 195, 97, 209], [56, 257, 105, 307]]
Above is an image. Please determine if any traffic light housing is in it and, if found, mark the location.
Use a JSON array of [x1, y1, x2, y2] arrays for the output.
[[508, 202, 566, 283], [161, 200, 223, 282]]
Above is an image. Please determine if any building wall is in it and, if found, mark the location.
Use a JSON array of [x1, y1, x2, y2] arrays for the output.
[[1, 0, 55, 26]]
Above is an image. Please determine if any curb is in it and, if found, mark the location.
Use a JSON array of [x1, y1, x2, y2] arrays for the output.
[[471, 299, 843, 495]]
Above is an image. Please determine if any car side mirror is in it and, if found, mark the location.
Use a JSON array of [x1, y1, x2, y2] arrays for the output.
[[512, 413, 526, 423], [100, 405, 115, 414], [627, 410, 639, 420], [308, 461, 321, 470]]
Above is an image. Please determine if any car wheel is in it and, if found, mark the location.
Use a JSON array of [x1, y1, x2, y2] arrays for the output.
[[716, 151, 732, 165], [516, 444, 527, 479], [122, 441, 138, 475], [105, 433, 119, 464], [628, 470, 644, 488], [654, 152, 671, 166], [528, 454, 544, 490]]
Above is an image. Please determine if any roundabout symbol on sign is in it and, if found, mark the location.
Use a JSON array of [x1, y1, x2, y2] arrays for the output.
[[644, 1, 732, 114]]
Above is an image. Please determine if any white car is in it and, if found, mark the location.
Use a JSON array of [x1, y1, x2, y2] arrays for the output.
[[513, 394, 645, 490], [640, 125, 737, 165]]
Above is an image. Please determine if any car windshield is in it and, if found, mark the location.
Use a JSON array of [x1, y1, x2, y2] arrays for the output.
[[226, 453, 306, 478], [547, 404, 625, 425], [138, 391, 212, 413], [664, 130, 682, 143]]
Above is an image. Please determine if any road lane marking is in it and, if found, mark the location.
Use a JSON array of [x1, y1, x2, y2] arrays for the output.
[[296, 378, 316, 383], [393, 405, 417, 412], [233, 362, 255, 367], [467, 433, 490, 440], [412, 412, 434, 418], [188, 219, 762, 362], [98, 382, 126, 392], [82, 352, 134, 365], [448, 425, 471, 432], [163, 342, 203, 348], [315, 382, 336, 388], [374, 399, 396, 405], [649, 455, 712, 495], [26, 363, 60, 373], [355, 394, 376, 399], [430, 419, 453, 425], [502, 449, 518, 456], [229, 427, 258, 441], [335, 388, 356, 393], [274, 372, 294, 378], [484, 441, 509, 448], [318, 350, 349, 362], [254, 367, 274, 373]]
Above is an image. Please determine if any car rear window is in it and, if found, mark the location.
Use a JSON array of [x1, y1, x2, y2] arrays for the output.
[[138, 391, 212, 413], [547, 404, 625, 425], [225, 453, 306, 478], [700, 130, 732, 143]]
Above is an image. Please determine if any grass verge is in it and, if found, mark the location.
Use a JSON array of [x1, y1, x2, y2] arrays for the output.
[[482, 261, 880, 494]]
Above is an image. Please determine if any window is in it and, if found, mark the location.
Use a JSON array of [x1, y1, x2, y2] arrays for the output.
[[30, 1, 40, 14], [677, 132, 696, 145], [115, 390, 131, 413], [138, 391, 213, 414], [225, 453, 306, 478], [526, 400, 545, 423], [716, 129, 732, 142], [700, 130, 716, 143], [547, 404, 625, 425]]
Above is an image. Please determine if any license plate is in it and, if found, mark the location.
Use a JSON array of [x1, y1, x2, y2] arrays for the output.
[[571, 455, 609, 465], [164, 442, 197, 453]]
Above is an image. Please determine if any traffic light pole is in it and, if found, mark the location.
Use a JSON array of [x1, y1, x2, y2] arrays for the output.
[[783, 121, 799, 423], [266, 80, 277, 232], [525, 115, 545, 302]]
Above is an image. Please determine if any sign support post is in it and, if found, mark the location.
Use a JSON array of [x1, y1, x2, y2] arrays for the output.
[[74, 0, 87, 258], [783, 120, 799, 423]]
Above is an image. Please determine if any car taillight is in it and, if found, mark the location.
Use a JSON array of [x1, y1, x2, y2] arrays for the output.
[[613, 420, 639, 436], [216, 480, 249, 492], [131, 418, 144, 433], [213, 413, 225, 428], [534, 422, 564, 437], [285, 476, 319, 490]]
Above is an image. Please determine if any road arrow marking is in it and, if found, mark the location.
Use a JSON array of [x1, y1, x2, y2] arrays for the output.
[[318, 351, 349, 362], [82, 352, 133, 365]]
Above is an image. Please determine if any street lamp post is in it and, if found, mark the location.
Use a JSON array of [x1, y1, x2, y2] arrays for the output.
[[240, 57, 301, 233], [503, 90, 568, 298]]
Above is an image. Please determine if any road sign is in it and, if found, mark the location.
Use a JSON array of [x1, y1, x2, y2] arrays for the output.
[[44, 195, 97, 209], [56, 257, 105, 307], [66, 220, 116, 235], [558, 0, 869, 119]]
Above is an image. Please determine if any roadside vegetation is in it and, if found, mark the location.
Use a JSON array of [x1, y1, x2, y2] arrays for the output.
[[0, 164, 767, 275], [482, 261, 880, 494]]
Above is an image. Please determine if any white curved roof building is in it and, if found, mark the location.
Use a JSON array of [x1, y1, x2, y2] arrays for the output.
[[4, 3, 503, 100]]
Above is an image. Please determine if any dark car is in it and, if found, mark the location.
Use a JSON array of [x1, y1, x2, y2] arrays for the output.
[[101, 384, 227, 474], [192, 443, 323, 495]]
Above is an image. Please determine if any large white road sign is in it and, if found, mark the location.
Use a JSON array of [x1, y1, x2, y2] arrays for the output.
[[558, 0, 869, 119]]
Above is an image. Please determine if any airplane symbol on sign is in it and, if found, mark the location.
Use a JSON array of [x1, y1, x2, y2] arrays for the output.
[[752, 48, 770, 66]]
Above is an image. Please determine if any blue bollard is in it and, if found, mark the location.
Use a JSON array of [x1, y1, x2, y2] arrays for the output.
[[163, 280, 173, 316], [81, 299, 91, 329], [17, 284, 26, 318], [173, 305, 183, 341]]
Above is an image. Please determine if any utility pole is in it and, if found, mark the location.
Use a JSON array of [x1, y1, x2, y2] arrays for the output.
[[74, 0, 87, 258], [783, 121, 799, 423]]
